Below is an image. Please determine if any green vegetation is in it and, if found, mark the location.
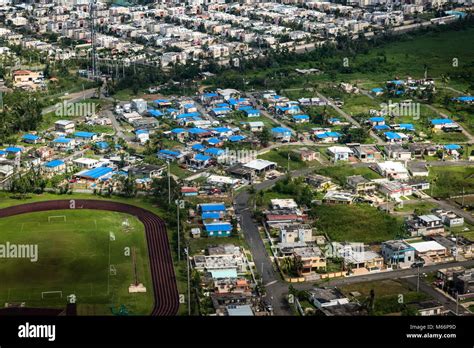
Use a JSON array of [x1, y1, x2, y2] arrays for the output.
[[340, 279, 430, 316], [316, 164, 381, 185], [312, 204, 404, 243], [259, 148, 313, 171], [0, 210, 153, 315], [206, 20, 474, 94], [394, 201, 438, 214], [428, 165, 474, 198]]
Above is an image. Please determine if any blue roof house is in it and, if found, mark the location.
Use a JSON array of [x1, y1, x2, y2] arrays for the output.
[[271, 127, 292, 142], [292, 114, 310, 124], [22, 134, 40, 144], [43, 159, 66, 173], [204, 222, 232, 237]]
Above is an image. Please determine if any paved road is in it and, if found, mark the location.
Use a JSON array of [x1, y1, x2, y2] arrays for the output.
[[404, 275, 470, 315], [41, 88, 97, 115], [292, 259, 474, 290], [314, 91, 385, 145], [234, 167, 314, 315]]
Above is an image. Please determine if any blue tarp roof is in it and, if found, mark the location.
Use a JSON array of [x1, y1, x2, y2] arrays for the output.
[[74, 131, 96, 138], [212, 107, 231, 113], [79, 167, 113, 179], [399, 123, 415, 131], [202, 212, 221, 219], [177, 112, 200, 119], [454, 96, 474, 102], [316, 132, 341, 138], [374, 125, 390, 131], [135, 129, 149, 134], [53, 137, 72, 144], [201, 203, 226, 212], [372, 88, 383, 92], [171, 128, 187, 134], [44, 159, 65, 168], [204, 223, 232, 232], [95, 141, 109, 149], [5, 146, 22, 153], [22, 134, 39, 141], [204, 148, 224, 156], [212, 127, 232, 133], [293, 114, 309, 120], [243, 108, 260, 115], [148, 109, 163, 117], [369, 117, 385, 122], [216, 103, 229, 108], [188, 128, 209, 135], [444, 144, 461, 150], [272, 127, 292, 134], [207, 137, 221, 145], [158, 149, 180, 157], [203, 92, 218, 98], [431, 119, 454, 125], [192, 143, 205, 151], [229, 135, 246, 142], [154, 99, 170, 104], [385, 132, 402, 140], [194, 154, 211, 161]]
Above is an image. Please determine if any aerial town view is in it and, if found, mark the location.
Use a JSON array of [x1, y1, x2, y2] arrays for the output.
[[0, 0, 473, 345]]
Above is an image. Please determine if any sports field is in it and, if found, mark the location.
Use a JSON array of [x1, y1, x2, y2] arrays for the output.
[[0, 209, 154, 315]]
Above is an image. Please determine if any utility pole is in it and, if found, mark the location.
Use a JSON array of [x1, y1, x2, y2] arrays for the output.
[[416, 265, 420, 292], [185, 246, 191, 316], [175, 199, 183, 262], [167, 160, 171, 205]]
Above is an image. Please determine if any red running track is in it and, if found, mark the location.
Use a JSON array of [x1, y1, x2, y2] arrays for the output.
[[0, 199, 179, 316]]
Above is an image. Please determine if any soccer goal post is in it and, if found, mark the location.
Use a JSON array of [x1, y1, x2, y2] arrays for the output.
[[48, 215, 67, 223], [41, 291, 63, 299]]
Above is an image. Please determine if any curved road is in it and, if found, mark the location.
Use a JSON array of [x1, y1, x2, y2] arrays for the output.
[[0, 199, 179, 316]]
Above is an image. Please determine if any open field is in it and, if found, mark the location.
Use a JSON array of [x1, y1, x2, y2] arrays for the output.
[[339, 279, 430, 315], [316, 164, 382, 185], [0, 209, 153, 315], [313, 205, 402, 243], [313, 204, 404, 243], [428, 165, 474, 198], [209, 26, 474, 94]]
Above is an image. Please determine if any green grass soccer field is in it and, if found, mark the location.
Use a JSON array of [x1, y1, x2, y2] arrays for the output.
[[0, 209, 154, 315]]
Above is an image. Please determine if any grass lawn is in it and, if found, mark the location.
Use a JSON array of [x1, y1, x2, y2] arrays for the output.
[[0, 192, 189, 315], [394, 200, 438, 214], [428, 165, 474, 198], [340, 279, 430, 315], [461, 231, 474, 242], [259, 148, 318, 171], [313, 204, 404, 243], [316, 164, 381, 185], [0, 209, 153, 315]]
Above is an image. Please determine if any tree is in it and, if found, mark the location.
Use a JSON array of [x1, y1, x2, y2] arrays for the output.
[[258, 127, 271, 147], [151, 175, 180, 206]]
